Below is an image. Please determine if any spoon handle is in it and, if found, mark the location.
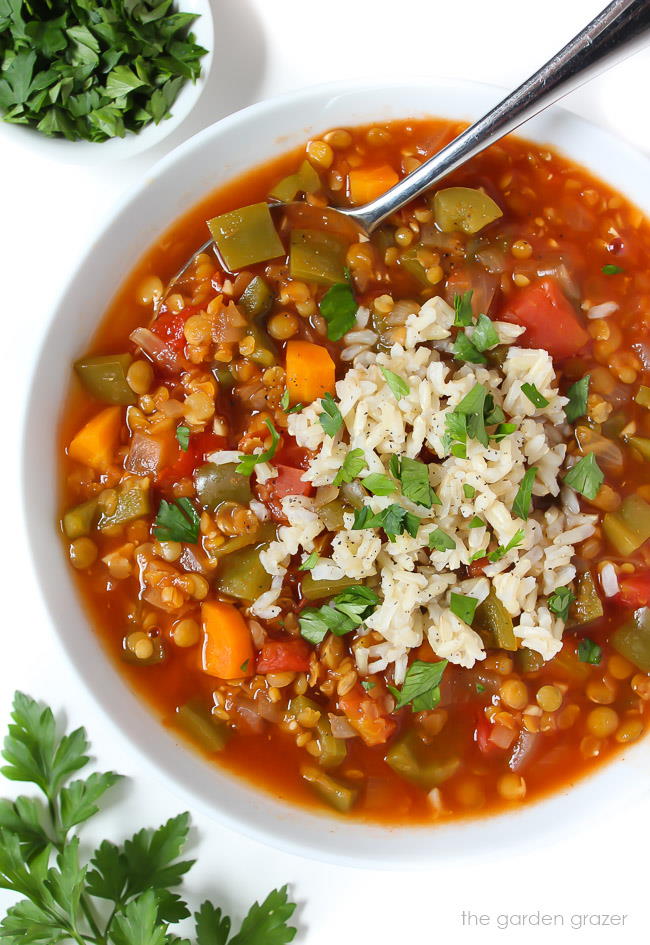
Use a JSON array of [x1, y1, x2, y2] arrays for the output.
[[343, 0, 650, 233]]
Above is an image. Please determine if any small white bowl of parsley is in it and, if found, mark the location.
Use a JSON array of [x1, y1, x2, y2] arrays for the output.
[[0, 0, 214, 161]]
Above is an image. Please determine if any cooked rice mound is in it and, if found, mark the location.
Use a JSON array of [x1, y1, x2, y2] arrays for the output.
[[253, 296, 596, 683]]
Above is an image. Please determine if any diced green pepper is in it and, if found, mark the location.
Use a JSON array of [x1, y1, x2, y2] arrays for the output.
[[212, 522, 276, 561], [472, 589, 516, 651], [569, 570, 604, 625], [398, 246, 429, 286], [627, 435, 650, 462], [121, 635, 165, 667], [269, 161, 321, 202], [635, 385, 650, 409], [289, 696, 346, 769], [300, 573, 358, 602], [601, 410, 627, 438], [246, 322, 277, 365], [212, 365, 235, 389], [301, 765, 358, 813], [318, 499, 349, 532], [385, 731, 460, 790], [176, 698, 229, 751], [207, 203, 284, 272], [289, 229, 347, 285], [516, 648, 544, 674], [486, 345, 509, 370], [612, 607, 650, 672], [194, 462, 252, 511], [98, 482, 151, 530], [62, 497, 99, 539], [215, 532, 274, 602], [603, 494, 650, 555], [432, 186, 503, 234], [74, 354, 136, 406], [238, 275, 274, 320]]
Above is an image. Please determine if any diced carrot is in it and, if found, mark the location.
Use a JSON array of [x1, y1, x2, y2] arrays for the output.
[[68, 406, 122, 471], [339, 684, 397, 747], [201, 601, 254, 680], [285, 340, 335, 404], [348, 164, 399, 205], [499, 277, 589, 360]]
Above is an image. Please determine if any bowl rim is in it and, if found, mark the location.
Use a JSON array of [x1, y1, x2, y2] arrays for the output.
[[22, 75, 650, 868], [0, 0, 214, 165]]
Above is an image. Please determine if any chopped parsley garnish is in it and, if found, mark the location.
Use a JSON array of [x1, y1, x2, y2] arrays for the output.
[[492, 422, 517, 441], [450, 593, 479, 625], [577, 637, 602, 664], [429, 528, 456, 552], [361, 473, 396, 496], [280, 389, 290, 410], [488, 528, 525, 563], [389, 659, 448, 711], [361, 680, 376, 691], [512, 467, 538, 521], [453, 291, 474, 327], [442, 409, 468, 458], [548, 586, 576, 622], [319, 282, 358, 340], [564, 452, 604, 500], [565, 375, 590, 423], [395, 455, 439, 508], [469, 516, 485, 529], [476, 683, 486, 693], [236, 418, 280, 476], [471, 313, 500, 352], [153, 497, 199, 544], [521, 382, 549, 408], [602, 264, 624, 275], [299, 551, 318, 571], [333, 448, 367, 485], [380, 366, 410, 400], [352, 504, 421, 541], [175, 425, 190, 451], [463, 484, 476, 499], [453, 331, 486, 364], [318, 392, 343, 437], [448, 383, 495, 449], [299, 586, 380, 645]]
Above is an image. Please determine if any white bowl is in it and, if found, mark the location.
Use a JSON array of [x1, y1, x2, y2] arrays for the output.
[[23, 78, 650, 867], [0, 0, 214, 164]]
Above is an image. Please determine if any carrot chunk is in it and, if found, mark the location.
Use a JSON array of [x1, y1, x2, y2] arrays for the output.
[[68, 406, 122, 470], [201, 600, 254, 679], [285, 340, 335, 404], [348, 164, 399, 205]]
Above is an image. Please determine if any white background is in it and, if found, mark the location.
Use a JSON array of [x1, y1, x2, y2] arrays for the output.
[[2, 1, 650, 942]]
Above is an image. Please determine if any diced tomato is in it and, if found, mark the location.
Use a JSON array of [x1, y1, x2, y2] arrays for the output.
[[256, 638, 312, 673], [475, 711, 494, 755], [475, 711, 516, 753], [273, 439, 312, 470], [151, 310, 190, 353], [157, 431, 225, 488], [339, 684, 397, 747], [618, 571, 650, 608], [468, 556, 489, 578], [268, 465, 313, 500], [499, 277, 589, 360]]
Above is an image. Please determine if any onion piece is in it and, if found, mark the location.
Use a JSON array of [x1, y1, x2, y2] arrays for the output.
[[130, 327, 180, 373], [508, 729, 539, 772], [328, 714, 357, 739], [248, 619, 266, 649]]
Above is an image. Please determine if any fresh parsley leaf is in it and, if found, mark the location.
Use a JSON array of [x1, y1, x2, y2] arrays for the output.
[[195, 900, 231, 945], [548, 586, 576, 622], [450, 593, 478, 624], [492, 422, 517, 442], [351, 506, 374, 531], [565, 375, 590, 423], [333, 448, 367, 486], [453, 331, 486, 364], [463, 484, 476, 499], [398, 456, 439, 508], [563, 452, 604, 500], [299, 587, 379, 644], [602, 264, 624, 275], [175, 425, 190, 451], [236, 418, 280, 476], [319, 283, 358, 341], [453, 291, 474, 327], [287, 403, 303, 415], [298, 551, 318, 571], [229, 884, 297, 945], [476, 683, 486, 693], [468, 516, 485, 529], [455, 383, 489, 447], [471, 313, 499, 352], [361, 681, 376, 691], [380, 367, 409, 399], [577, 637, 602, 664], [153, 498, 200, 544], [361, 473, 396, 496], [389, 660, 448, 712], [59, 771, 122, 832], [318, 393, 343, 437], [512, 467, 538, 521], [488, 528, 525, 563], [111, 889, 168, 945], [428, 528, 456, 552], [442, 409, 468, 457], [280, 389, 290, 411], [521, 382, 549, 408], [352, 504, 421, 541]]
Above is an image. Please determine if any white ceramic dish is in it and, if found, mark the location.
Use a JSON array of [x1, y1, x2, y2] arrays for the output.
[[22, 78, 650, 867], [0, 0, 214, 164]]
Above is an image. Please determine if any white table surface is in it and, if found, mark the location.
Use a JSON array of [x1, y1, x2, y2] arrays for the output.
[[3, 1, 650, 942]]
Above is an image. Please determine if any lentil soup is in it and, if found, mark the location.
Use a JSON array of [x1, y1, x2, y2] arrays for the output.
[[60, 119, 650, 823]]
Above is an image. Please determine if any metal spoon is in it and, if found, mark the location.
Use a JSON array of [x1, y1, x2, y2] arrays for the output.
[[168, 0, 650, 292]]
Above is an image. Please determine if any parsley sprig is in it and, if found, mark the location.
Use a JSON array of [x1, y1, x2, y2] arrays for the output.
[[389, 660, 448, 711], [236, 419, 280, 477], [153, 498, 200, 544], [352, 504, 421, 541], [299, 587, 379, 645], [0, 692, 297, 945], [319, 283, 357, 341]]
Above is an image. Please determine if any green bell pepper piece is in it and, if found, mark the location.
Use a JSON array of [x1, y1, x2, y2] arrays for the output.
[[627, 435, 650, 462], [300, 572, 358, 602], [318, 499, 349, 532], [215, 526, 276, 602], [516, 648, 544, 674], [212, 522, 276, 561], [212, 365, 235, 390], [62, 497, 99, 539], [301, 765, 358, 813], [612, 607, 650, 672], [238, 275, 274, 320], [98, 482, 151, 530], [385, 731, 460, 790], [74, 354, 136, 406], [398, 246, 429, 286], [289, 696, 346, 769], [289, 229, 347, 285], [432, 187, 503, 234], [269, 161, 321, 202], [176, 699, 229, 751], [569, 570, 604, 625], [194, 462, 252, 511], [207, 203, 284, 272], [603, 494, 650, 555], [472, 589, 516, 651]]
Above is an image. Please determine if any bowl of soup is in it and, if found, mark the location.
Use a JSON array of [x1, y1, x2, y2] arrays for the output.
[[23, 78, 650, 866]]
